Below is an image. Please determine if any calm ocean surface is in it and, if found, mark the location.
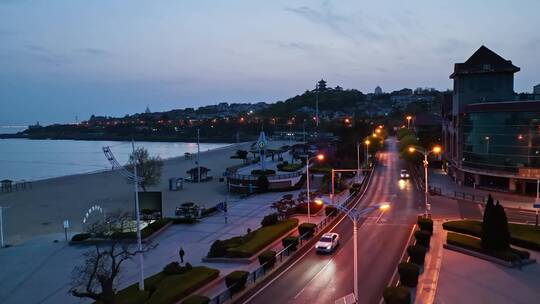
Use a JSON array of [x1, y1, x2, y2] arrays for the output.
[[0, 135, 229, 181]]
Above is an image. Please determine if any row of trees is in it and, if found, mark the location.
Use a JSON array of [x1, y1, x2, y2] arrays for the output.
[[481, 194, 511, 250]]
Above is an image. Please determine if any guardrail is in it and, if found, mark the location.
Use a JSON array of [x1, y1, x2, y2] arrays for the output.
[[0, 180, 32, 194], [454, 191, 485, 203], [207, 168, 371, 304], [227, 172, 301, 181]]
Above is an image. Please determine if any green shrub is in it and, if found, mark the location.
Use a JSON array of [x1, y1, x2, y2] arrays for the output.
[[200, 207, 218, 217], [181, 295, 210, 304], [71, 233, 91, 242], [407, 245, 427, 265], [417, 217, 433, 234], [208, 240, 227, 258], [225, 270, 250, 293], [446, 232, 530, 262], [298, 223, 317, 238], [277, 163, 303, 172], [225, 219, 298, 258], [172, 217, 198, 224], [163, 262, 184, 275], [398, 262, 420, 288], [414, 230, 431, 248], [261, 213, 279, 226], [282, 236, 299, 251], [258, 250, 276, 269], [325, 205, 338, 217], [114, 288, 149, 304], [251, 169, 276, 175], [383, 286, 411, 304], [295, 202, 323, 215], [146, 267, 219, 304], [256, 175, 270, 193]]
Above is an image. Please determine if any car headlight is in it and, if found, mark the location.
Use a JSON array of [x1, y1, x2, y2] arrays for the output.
[[327, 245, 332, 249]]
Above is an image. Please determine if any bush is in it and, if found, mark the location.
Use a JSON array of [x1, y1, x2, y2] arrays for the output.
[[417, 217, 433, 234], [282, 236, 299, 251], [350, 183, 362, 194], [414, 230, 431, 248], [325, 205, 338, 217], [208, 240, 227, 258], [114, 288, 150, 304], [261, 213, 279, 227], [277, 163, 303, 172], [201, 206, 218, 217], [172, 217, 198, 224], [383, 286, 411, 304], [251, 169, 276, 175], [71, 233, 91, 242], [256, 175, 270, 193], [298, 223, 317, 238], [407, 245, 427, 265], [398, 262, 420, 288], [446, 232, 530, 262], [225, 270, 249, 293], [163, 262, 185, 275], [182, 295, 210, 304], [225, 219, 298, 258], [258, 250, 276, 269], [295, 202, 323, 215], [146, 267, 219, 304]]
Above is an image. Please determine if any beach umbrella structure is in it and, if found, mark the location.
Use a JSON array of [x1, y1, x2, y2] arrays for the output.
[[186, 166, 210, 182]]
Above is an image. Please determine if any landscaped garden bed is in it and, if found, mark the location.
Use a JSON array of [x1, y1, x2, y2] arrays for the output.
[[112, 265, 219, 304], [207, 218, 299, 258], [446, 232, 530, 263], [70, 218, 172, 244], [443, 220, 540, 251]]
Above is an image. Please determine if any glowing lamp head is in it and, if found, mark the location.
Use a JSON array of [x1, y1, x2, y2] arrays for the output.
[[364, 139, 370, 145], [314, 198, 324, 205], [379, 203, 390, 211], [406, 116, 412, 121], [344, 118, 350, 124], [408, 147, 416, 153], [432, 146, 442, 154], [378, 125, 383, 129], [375, 129, 381, 134], [316, 154, 325, 161], [372, 133, 377, 138]]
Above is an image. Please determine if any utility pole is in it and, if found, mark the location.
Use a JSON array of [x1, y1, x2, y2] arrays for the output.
[[0, 206, 6, 248], [315, 82, 319, 129], [197, 129, 201, 183], [131, 140, 145, 291]]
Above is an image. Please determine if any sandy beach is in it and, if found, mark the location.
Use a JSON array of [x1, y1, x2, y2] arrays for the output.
[[0, 140, 297, 245]]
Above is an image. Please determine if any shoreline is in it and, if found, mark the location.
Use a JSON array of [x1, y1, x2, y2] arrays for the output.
[[0, 133, 251, 143], [5, 142, 238, 184]]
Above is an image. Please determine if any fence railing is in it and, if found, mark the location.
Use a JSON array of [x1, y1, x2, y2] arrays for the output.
[[207, 168, 371, 304], [0, 180, 32, 194], [227, 171, 301, 181], [454, 191, 485, 203]]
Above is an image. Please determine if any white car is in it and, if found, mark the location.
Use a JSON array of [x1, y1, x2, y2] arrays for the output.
[[315, 233, 340, 253], [400, 169, 410, 179]]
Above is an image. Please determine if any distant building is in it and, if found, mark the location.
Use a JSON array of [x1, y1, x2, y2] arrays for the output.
[[317, 79, 327, 91], [534, 84, 540, 99], [145, 106, 151, 114], [374, 86, 383, 95], [443, 45, 540, 194]]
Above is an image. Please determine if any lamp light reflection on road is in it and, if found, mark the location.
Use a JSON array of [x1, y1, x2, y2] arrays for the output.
[[379, 203, 390, 211]]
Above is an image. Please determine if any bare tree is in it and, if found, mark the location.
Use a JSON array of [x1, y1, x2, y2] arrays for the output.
[[70, 212, 155, 303], [126, 147, 163, 191]]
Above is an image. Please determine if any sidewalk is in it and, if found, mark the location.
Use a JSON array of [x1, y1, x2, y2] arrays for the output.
[[415, 220, 444, 304], [429, 168, 537, 211]]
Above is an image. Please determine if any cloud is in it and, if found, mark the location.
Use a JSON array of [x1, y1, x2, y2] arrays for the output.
[[267, 41, 318, 52], [24, 44, 70, 66]]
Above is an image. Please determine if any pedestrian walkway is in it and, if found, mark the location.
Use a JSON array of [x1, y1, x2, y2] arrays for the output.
[[415, 220, 444, 304], [429, 168, 537, 211]]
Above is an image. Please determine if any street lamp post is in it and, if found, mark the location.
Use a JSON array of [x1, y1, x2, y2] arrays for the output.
[[364, 140, 370, 168], [535, 179, 540, 226], [408, 145, 442, 217], [305, 154, 324, 223], [406, 116, 412, 129], [131, 140, 145, 291], [356, 142, 360, 181], [314, 199, 390, 302], [484, 136, 490, 154]]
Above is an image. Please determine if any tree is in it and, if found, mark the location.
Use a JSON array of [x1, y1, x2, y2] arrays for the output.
[[127, 147, 163, 191], [481, 194, 495, 249], [231, 150, 248, 163], [69, 212, 156, 303], [493, 200, 510, 250], [256, 175, 269, 193]]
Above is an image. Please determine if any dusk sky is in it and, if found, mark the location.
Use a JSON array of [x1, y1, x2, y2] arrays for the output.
[[1, 0, 539, 125]]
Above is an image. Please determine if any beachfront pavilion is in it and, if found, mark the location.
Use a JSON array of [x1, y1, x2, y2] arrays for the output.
[[186, 167, 211, 182], [1, 179, 13, 192]]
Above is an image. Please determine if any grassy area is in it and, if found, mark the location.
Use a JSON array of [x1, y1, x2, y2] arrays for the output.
[[277, 163, 303, 172], [226, 219, 299, 258], [443, 220, 540, 251], [115, 266, 219, 304], [447, 232, 529, 262]]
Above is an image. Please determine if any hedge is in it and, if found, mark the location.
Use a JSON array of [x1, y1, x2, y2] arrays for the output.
[[325, 205, 338, 217], [414, 230, 431, 248], [112, 288, 149, 304], [277, 163, 303, 172], [71, 218, 172, 242], [200, 207, 218, 218], [443, 220, 540, 251], [282, 236, 299, 251], [407, 245, 427, 265], [295, 202, 324, 215], [225, 270, 249, 293], [71, 233, 91, 242], [251, 169, 276, 175], [261, 213, 279, 226], [383, 286, 411, 304], [181, 295, 210, 304], [417, 217, 433, 234], [207, 219, 298, 258], [298, 223, 317, 238], [398, 262, 420, 288], [146, 266, 219, 304], [446, 232, 530, 262], [258, 250, 277, 269]]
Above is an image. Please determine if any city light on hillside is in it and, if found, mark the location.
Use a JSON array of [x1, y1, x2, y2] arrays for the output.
[[375, 128, 381, 134], [316, 154, 325, 161], [372, 133, 377, 138], [365, 139, 370, 145]]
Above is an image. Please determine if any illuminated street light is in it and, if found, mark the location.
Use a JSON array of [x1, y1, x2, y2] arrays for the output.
[[408, 145, 443, 217], [406, 115, 413, 129], [306, 154, 325, 223]]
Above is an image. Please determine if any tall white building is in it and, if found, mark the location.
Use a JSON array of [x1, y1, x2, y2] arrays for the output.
[[374, 85, 383, 95]]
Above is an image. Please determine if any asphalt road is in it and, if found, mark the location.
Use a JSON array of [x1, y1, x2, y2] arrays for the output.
[[241, 138, 422, 304], [457, 199, 539, 224]]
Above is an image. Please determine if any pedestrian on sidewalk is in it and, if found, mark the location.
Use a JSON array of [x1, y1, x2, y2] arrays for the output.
[[179, 247, 185, 264]]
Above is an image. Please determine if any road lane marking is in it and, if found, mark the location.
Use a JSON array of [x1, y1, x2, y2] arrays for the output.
[[241, 154, 378, 304], [292, 257, 334, 299]]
